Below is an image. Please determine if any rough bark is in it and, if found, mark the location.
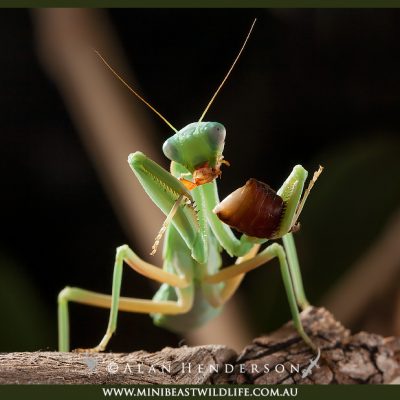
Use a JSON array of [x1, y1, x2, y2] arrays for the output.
[[231, 307, 400, 384], [1, 307, 399, 384]]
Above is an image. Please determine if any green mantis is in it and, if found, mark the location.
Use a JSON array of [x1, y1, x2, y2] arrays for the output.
[[58, 20, 322, 353]]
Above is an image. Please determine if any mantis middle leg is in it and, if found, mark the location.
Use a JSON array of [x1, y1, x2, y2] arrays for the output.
[[204, 241, 316, 351]]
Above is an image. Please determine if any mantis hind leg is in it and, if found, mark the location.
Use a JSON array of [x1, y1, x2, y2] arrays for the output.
[[204, 242, 317, 352], [222, 240, 309, 310], [58, 244, 192, 352], [273, 243, 316, 351], [282, 233, 310, 310]]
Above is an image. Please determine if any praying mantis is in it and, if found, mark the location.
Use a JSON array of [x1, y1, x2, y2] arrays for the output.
[[57, 19, 322, 353]]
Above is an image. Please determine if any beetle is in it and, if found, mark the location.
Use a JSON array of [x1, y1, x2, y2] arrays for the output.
[[57, 19, 322, 353]]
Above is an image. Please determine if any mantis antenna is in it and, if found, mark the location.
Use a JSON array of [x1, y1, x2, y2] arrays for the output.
[[197, 18, 257, 124], [94, 50, 178, 133]]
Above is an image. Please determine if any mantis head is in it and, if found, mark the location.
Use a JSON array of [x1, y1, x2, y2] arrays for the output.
[[162, 122, 228, 187]]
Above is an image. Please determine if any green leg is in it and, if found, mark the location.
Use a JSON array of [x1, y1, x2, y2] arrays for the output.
[[205, 243, 316, 352], [58, 289, 70, 352], [282, 233, 310, 310], [273, 243, 316, 351], [58, 244, 192, 352]]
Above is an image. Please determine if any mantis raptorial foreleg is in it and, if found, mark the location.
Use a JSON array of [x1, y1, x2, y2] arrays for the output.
[[58, 244, 193, 352], [129, 152, 208, 264], [204, 242, 316, 351]]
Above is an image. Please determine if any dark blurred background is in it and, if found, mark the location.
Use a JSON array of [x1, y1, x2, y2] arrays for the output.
[[0, 9, 400, 353]]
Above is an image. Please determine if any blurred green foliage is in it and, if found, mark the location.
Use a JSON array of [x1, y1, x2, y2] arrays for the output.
[[0, 253, 54, 351]]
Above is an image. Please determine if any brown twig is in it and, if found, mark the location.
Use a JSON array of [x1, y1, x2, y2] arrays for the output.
[[1, 307, 399, 384]]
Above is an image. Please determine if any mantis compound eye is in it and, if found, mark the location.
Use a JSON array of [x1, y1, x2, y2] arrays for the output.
[[203, 122, 226, 151], [213, 178, 285, 239]]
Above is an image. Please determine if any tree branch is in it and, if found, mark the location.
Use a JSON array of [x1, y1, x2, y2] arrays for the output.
[[1, 308, 399, 384]]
